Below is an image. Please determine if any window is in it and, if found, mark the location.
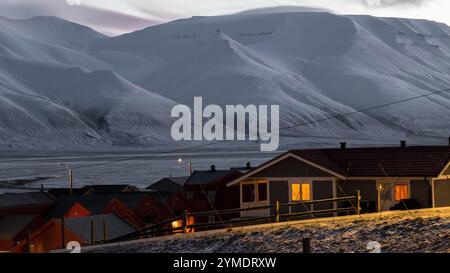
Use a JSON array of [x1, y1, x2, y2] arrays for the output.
[[291, 183, 311, 201], [243, 183, 255, 202], [395, 184, 408, 201], [186, 191, 195, 200], [242, 181, 268, 203], [258, 183, 268, 201], [301, 184, 311, 201], [292, 184, 301, 201]]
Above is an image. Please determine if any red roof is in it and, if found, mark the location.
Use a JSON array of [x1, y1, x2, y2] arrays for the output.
[[290, 145, 450, 177]]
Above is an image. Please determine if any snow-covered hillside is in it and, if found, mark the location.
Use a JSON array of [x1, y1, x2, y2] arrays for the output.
[[1, 8, 450, 150]]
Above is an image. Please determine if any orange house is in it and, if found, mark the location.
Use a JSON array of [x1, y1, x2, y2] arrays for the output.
[[13, 213, 137, 253]]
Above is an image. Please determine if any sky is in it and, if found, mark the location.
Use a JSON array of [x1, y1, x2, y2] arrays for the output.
[[0, 0, 449, 36]]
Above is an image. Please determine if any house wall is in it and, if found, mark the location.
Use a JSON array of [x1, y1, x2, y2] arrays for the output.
[[410, 180, 432, 209], [337, 180, 376, 212], [102, 199, 144, 228], [133, 196, 172, 224], [65, 202, 90, 218], [13, 221, 80, 253], [269, 181, 289, 215], [213, 184, 240, 220], [434, 179, 450, 207], [312, 181, 333, 214]]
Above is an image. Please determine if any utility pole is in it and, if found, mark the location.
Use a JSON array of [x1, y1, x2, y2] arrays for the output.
[[68, 167, 73, 196], [178, 158, 193, 176]]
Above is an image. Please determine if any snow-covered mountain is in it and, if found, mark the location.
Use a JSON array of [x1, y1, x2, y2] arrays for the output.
[[1, 8, 450, 150]]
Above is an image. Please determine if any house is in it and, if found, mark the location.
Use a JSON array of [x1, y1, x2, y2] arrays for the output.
[[147, 176, 188, 193], [0, 215, 45, 251], [47, 188, 91, 198], [227, 143, 450, 217], [83, 184, 139, 194], [0, 192, 56, 216], [44, 195, 144, 227], [12, 213, 137, 253], [183, 165, 242, 219], [47, 184, 139, 198], [87, 192, 173, 224]]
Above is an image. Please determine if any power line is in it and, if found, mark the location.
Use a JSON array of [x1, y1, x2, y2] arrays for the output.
[[281, 88, 450, 131], [70, 87, 450, 170], [0, 87, 449, 180]]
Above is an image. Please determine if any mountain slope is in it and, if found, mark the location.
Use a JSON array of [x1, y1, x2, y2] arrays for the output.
[[1, 9, 450, 150], [92, 11, 450, 141], [0, 56, 176, 149]]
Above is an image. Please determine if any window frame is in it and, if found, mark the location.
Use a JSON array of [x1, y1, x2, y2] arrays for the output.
[[394, 184, 409, 201], [241, 180, 268, 203], [291, 182, 312, 202]]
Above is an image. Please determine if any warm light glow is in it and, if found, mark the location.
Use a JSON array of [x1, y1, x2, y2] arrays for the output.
[[292, 183, 311, 201], [171, 216, 195, 233], [177, 158, 183, 164], [301, 183, 311, 201], [172, 220, 182, 229], [292, 184, 301, 201], [395, 184, 408, 201]]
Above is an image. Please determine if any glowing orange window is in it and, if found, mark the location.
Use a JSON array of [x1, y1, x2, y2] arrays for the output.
[[395, 184, 408, 201], [291, 183, 311, 201]]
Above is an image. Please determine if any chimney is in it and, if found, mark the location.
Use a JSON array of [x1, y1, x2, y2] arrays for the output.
[[210, 165, 216, 172], [340, 142, 346, 149], [40, 184, 44, 192], [400, 140, 406, 148], [246, 162, 251, 169]]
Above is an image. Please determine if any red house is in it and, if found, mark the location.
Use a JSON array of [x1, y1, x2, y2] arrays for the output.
[[182, 165, 242, 221]]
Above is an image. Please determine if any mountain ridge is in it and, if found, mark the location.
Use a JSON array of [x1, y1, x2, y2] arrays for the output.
[[0, 8, 449, 150]]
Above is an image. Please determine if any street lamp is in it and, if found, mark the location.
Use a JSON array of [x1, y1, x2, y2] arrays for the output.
[[177, 158, 192, 175]]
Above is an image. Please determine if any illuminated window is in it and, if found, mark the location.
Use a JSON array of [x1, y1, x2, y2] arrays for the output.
[[395, 184, 408, 201], [171, 220, 182, 229], [292, 184, 301, 201], [292, 183, 311, 201], [301, 184, 311, 201]]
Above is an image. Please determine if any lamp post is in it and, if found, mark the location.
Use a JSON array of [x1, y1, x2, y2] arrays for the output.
[[177, 158, 192, 175]]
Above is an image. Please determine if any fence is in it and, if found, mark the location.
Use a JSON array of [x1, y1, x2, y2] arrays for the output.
[[103, 190, 361, 244]]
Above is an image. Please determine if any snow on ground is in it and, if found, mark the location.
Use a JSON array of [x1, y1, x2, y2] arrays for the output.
[[85, 209, 450, 253]]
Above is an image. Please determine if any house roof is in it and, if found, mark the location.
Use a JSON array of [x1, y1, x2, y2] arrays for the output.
[[61, 213, 137, 242], [96, 192, 158, 209], [291, 145, 450, 177], [0, 215, 38, 239], [0, 192, 55, 210], [82, 184, 138, 194], [47, 188, 90, 198], [146, 176, 188, 191], [46, 195, 114, 218], [227, 145, 450, 186], [184, 170, 238, 186]]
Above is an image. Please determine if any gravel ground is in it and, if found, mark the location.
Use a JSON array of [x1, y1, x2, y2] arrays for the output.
[[87, 211, 450, 253]]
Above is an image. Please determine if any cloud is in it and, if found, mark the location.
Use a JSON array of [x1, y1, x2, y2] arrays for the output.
[[0, 0, 163, 36], [359, 0, 428, 7]]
